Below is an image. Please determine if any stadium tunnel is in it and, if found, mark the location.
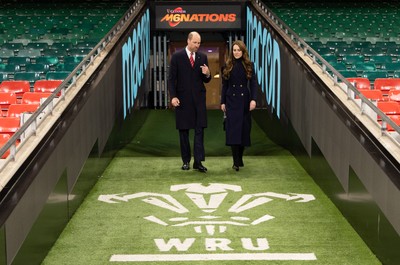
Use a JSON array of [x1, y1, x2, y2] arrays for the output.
[[0, 0, 399, 264]]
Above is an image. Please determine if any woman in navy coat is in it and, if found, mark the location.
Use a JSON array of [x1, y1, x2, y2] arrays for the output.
[[169, 31, 211, 172], [221, 40, 257, 171]]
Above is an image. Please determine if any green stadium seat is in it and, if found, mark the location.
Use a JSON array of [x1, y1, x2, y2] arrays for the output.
[[17, 48, 41, 58], [360, 47, 386, 56], [8, 57, 30, 66], [350, 41, 373, 50], [26, 42, 49, 51], [338, 70, 358, 78], [0, 49, 14, 59], [2, 43, 24, 51], [383, 62, 400, 73], [14, 72, 41, 84], [374, 41, 397, 50], [69, 48, 92, 56], [352, 62, 377, 72], [335, 47, 359, 57], [51, 42, 73, 50], [35, 56, 60, 67], [362, 70, 389, 83], [64, 55, 85, 64], [42, 49, 68, 58], [342, 55, 365, 65], [369, 55, 393, 68], [46, 71, 69, 80], [25, 63, 50, 76]]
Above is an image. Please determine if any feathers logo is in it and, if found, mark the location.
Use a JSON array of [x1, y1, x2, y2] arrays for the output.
[[98, 183, 318, 262]]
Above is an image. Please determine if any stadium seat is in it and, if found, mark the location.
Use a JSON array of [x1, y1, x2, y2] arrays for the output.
[[2, 42, 24, 51], [0, 92, 17, 116], [384, 115, 400, 131], [347, 77, 371, 90], [362, 71, 389, 82], [51, 42, 73, 50], [0, 116, 20, 137], [21, 92, 52, 105], [25, 42, 49, 51], [377, 101, 400, 115], [0, 133, 12, 158], [33, 79, 63, 94], [7, 103, 40, 118], [35, 56, 60, 67], [352, 62, 377, 72], [14, 72, 41, 84], [8, 56, 30, 66], [342, 55, 365, 65], [357, 89, 385, 101], [46, 71, 69, 80], [25, 63, 50, 75], [0, 80, 30, 101], [374, 78, 400, 94], [338, 70, 358, 78], [388, 90, 400, 102], [17, 48, 42, 58]]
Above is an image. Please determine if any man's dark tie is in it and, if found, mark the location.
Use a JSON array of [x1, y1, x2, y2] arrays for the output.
[[190, 52, 194, 68]]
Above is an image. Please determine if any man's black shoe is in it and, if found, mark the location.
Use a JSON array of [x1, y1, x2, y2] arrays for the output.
[[181, 162, 190, 170], [193, 162, 207, 173]]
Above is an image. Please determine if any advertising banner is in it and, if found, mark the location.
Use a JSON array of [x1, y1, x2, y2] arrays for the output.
[[154, 4, 242, 30]]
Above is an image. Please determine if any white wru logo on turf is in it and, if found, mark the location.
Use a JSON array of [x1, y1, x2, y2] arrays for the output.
[[98, 183, 318, 262]]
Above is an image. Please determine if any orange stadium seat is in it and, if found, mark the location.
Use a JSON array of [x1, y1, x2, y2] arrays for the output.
[[388, 90, 400, 102], [377, 101, 400, 116], [374, 78, 400, 93], [383, 115, 400, 132], [0, 116, 20, 137], [0, 133, 11, 158], [21, 92, 52, 105], [347, 77, 371, 90], [7, 103, 40, 118], [357, 89, 385, 101], [0, 92, 17, 116], [33, 79, 63, 93], [0, 80, 30, 102]]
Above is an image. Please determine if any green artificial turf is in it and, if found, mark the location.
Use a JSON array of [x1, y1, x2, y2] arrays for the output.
[[41, 110, 381, 265]]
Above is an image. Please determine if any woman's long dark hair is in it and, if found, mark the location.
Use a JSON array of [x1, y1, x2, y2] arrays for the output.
[[222, 40, 253, 80]]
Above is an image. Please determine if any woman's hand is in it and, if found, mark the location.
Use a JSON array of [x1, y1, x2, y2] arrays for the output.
[[221, 104, 226, 112], [249, 100, 256, 111]]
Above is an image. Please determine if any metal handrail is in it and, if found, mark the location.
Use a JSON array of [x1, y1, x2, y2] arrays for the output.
[[252, 0, 400, 138], [0, 0, 144, 170]]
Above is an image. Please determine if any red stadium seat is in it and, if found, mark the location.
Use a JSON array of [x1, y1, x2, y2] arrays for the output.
[[0, 92, 17, 116], [6, 103, 40, 118], [384, 115, 400, 131], [0, 133, 11, 159], [388, 90, 400, 102], [377, 101, 400, 115], [347, 77, 371, 90], [0, 80, 31, 102], [357, 89, 385, 101], [0, 117, 20, 137], [33, 79, 63, 93], [21, 92, 52, 105], [374, 78, 400, 94]]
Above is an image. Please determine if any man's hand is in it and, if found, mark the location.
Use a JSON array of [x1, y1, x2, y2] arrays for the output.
[[249, 100, 256, 111], [171, 97, 180, 107], [200, 64, 210, 77]]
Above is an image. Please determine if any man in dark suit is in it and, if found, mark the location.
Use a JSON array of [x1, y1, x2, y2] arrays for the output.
[[169, 31, 211, 173]]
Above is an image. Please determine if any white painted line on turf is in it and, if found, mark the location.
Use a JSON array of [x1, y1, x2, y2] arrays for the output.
[[110, 253, 317, 262]]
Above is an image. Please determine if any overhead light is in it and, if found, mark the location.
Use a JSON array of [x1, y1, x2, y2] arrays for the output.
[[214, 73, 220, 78]]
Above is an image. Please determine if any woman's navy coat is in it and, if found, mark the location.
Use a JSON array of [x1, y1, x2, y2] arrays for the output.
[[169, 49, 211, 130], [221, 60, 257, 146]]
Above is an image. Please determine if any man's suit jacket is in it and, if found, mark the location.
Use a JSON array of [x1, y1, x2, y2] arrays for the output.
[[169, 48, 211, 130]]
